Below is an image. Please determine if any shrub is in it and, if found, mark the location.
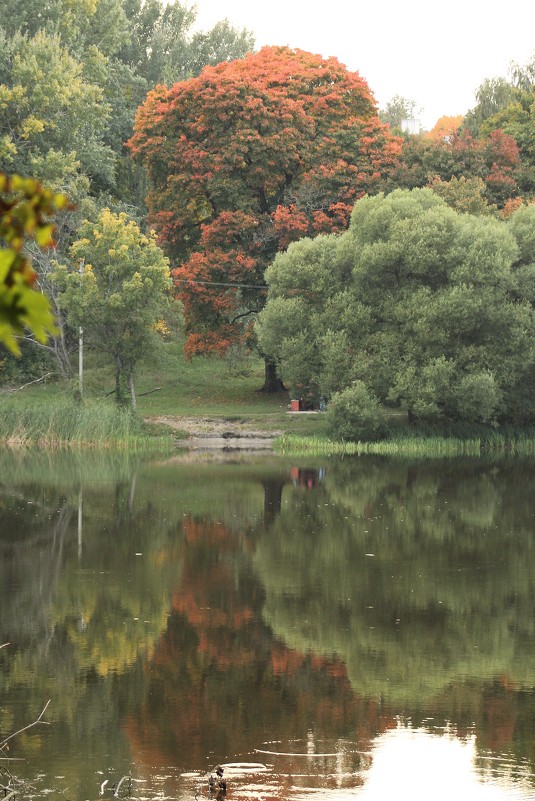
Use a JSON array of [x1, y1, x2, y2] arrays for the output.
[[326, 381, 388, 442], [454, 371, 502, 423]]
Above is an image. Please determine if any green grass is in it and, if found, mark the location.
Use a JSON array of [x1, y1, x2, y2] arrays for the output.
[[1, 340, 326, 439]]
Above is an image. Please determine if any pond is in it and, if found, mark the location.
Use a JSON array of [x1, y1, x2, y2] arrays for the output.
[[1, 448, 535, 801]]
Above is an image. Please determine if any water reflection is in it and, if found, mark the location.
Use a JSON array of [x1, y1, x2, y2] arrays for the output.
[[1, 451, 535, 800], [360, 723, 533, 800]]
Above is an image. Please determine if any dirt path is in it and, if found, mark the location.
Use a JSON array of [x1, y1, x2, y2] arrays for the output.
[[145, 415, 284, 450]]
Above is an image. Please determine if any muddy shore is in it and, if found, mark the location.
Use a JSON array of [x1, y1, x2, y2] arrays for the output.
[[145, 415, 284, 450]]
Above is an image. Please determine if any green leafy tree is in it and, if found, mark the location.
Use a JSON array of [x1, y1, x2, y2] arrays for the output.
[[0, 0, 130, 56], [0, 28, 117, 374], [0, 30, 114, 187], [462, 57, 535, 199], [508, 202, 535, 267], [379, 94, 420, 132], [0, 0, 253, 382], [426, 174, 496, 215], [463, 77, 516, 136], [257, 189, 535, 426], [117, 0, 254, 86], [56, 208, 171, 406]]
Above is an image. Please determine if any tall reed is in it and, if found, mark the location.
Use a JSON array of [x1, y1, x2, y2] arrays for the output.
[[0, 398, 169, 449], [274, 433, 535, 458]]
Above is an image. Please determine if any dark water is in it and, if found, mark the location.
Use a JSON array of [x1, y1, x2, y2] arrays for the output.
[[1, 449, 535, 801]]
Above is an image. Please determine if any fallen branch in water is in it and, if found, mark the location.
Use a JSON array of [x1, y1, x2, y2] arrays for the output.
[[0, 700, 51, 751], [113, 775, 132, 797], [0, 701, 51, 801]]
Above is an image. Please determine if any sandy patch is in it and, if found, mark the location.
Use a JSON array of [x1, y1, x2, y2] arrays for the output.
[[144, 415, 284, 450]]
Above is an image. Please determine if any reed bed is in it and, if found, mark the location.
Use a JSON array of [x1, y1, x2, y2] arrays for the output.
[[0, 398, 170, 450], [274, 433, 535, 458]]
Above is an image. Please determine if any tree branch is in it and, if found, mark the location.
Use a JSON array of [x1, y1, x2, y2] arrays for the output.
[[0, 701, 51, 751], [229, 308, 261, 324], [138, 387, 162, 397], [2, 373, 54, 394]]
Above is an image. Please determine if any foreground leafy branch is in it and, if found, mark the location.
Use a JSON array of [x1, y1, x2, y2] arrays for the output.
[[0, 173, 69, 354]]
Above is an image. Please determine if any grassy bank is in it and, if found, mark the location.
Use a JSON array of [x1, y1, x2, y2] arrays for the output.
[[3, 341, 535, 455], [0, 342, 324, 445]]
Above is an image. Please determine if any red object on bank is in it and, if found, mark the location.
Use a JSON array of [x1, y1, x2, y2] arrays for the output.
[[290, 399, 301, 412]]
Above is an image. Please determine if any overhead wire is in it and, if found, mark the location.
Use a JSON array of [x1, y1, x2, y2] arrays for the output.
[[173, 277, 317, 294]]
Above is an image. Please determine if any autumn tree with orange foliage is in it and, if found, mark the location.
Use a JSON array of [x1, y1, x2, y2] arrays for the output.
[[424, 115, 464, 141], [129, 46, 401, 387], [395, 128, 522, 208]]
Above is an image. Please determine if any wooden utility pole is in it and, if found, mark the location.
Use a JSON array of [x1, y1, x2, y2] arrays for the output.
[[79, 258, 84, 398]]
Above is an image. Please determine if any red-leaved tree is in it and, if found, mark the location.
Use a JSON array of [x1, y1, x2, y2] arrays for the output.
[[129, 46, 401, 387]]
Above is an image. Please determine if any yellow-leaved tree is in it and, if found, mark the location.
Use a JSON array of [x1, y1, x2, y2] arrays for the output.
[[56, 208, 172, 408]]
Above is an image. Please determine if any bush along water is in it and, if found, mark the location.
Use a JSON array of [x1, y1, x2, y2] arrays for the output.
[[326, 381, 389, 443], [278, 401, 535, 458]]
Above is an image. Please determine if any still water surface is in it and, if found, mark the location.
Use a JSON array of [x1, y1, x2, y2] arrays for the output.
[[1, 449, 535, 801]]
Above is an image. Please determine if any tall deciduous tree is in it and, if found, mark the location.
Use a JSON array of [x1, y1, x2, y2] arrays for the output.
[[393, 128, 522, 208], [56, 209, 171, 407], [462, 57, 535, 199], [463, 77, 516, 136], [117, 0, 254, 86], [129, 46, 402, 386], [0, 29, 114, 185], [379, 94, 420, 132]]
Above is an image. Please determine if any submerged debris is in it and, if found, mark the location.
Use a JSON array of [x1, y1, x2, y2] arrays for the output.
[[208, 766, 226, 797]]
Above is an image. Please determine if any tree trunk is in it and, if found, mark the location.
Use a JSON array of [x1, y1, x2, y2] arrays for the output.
[[115, 357, 127, 406], [258, 359, 286, 393], [128, 372, 137, 410], [51, 301, 73, 378], [261, 478, 288, 526]]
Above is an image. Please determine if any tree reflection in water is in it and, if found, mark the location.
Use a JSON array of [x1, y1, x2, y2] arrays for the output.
[[1, 453, 535, 800]]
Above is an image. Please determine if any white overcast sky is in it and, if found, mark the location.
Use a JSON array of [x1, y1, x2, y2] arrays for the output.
[[192, 0, 535, 130]]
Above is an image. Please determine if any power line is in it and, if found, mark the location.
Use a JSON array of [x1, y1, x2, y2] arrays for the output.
[[173, 278, 316, 294], [173, 278, 268, 290]]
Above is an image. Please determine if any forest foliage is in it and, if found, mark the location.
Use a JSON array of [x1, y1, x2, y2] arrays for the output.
[[0, 1, 534, 427], [0, 0, 253, 386]]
